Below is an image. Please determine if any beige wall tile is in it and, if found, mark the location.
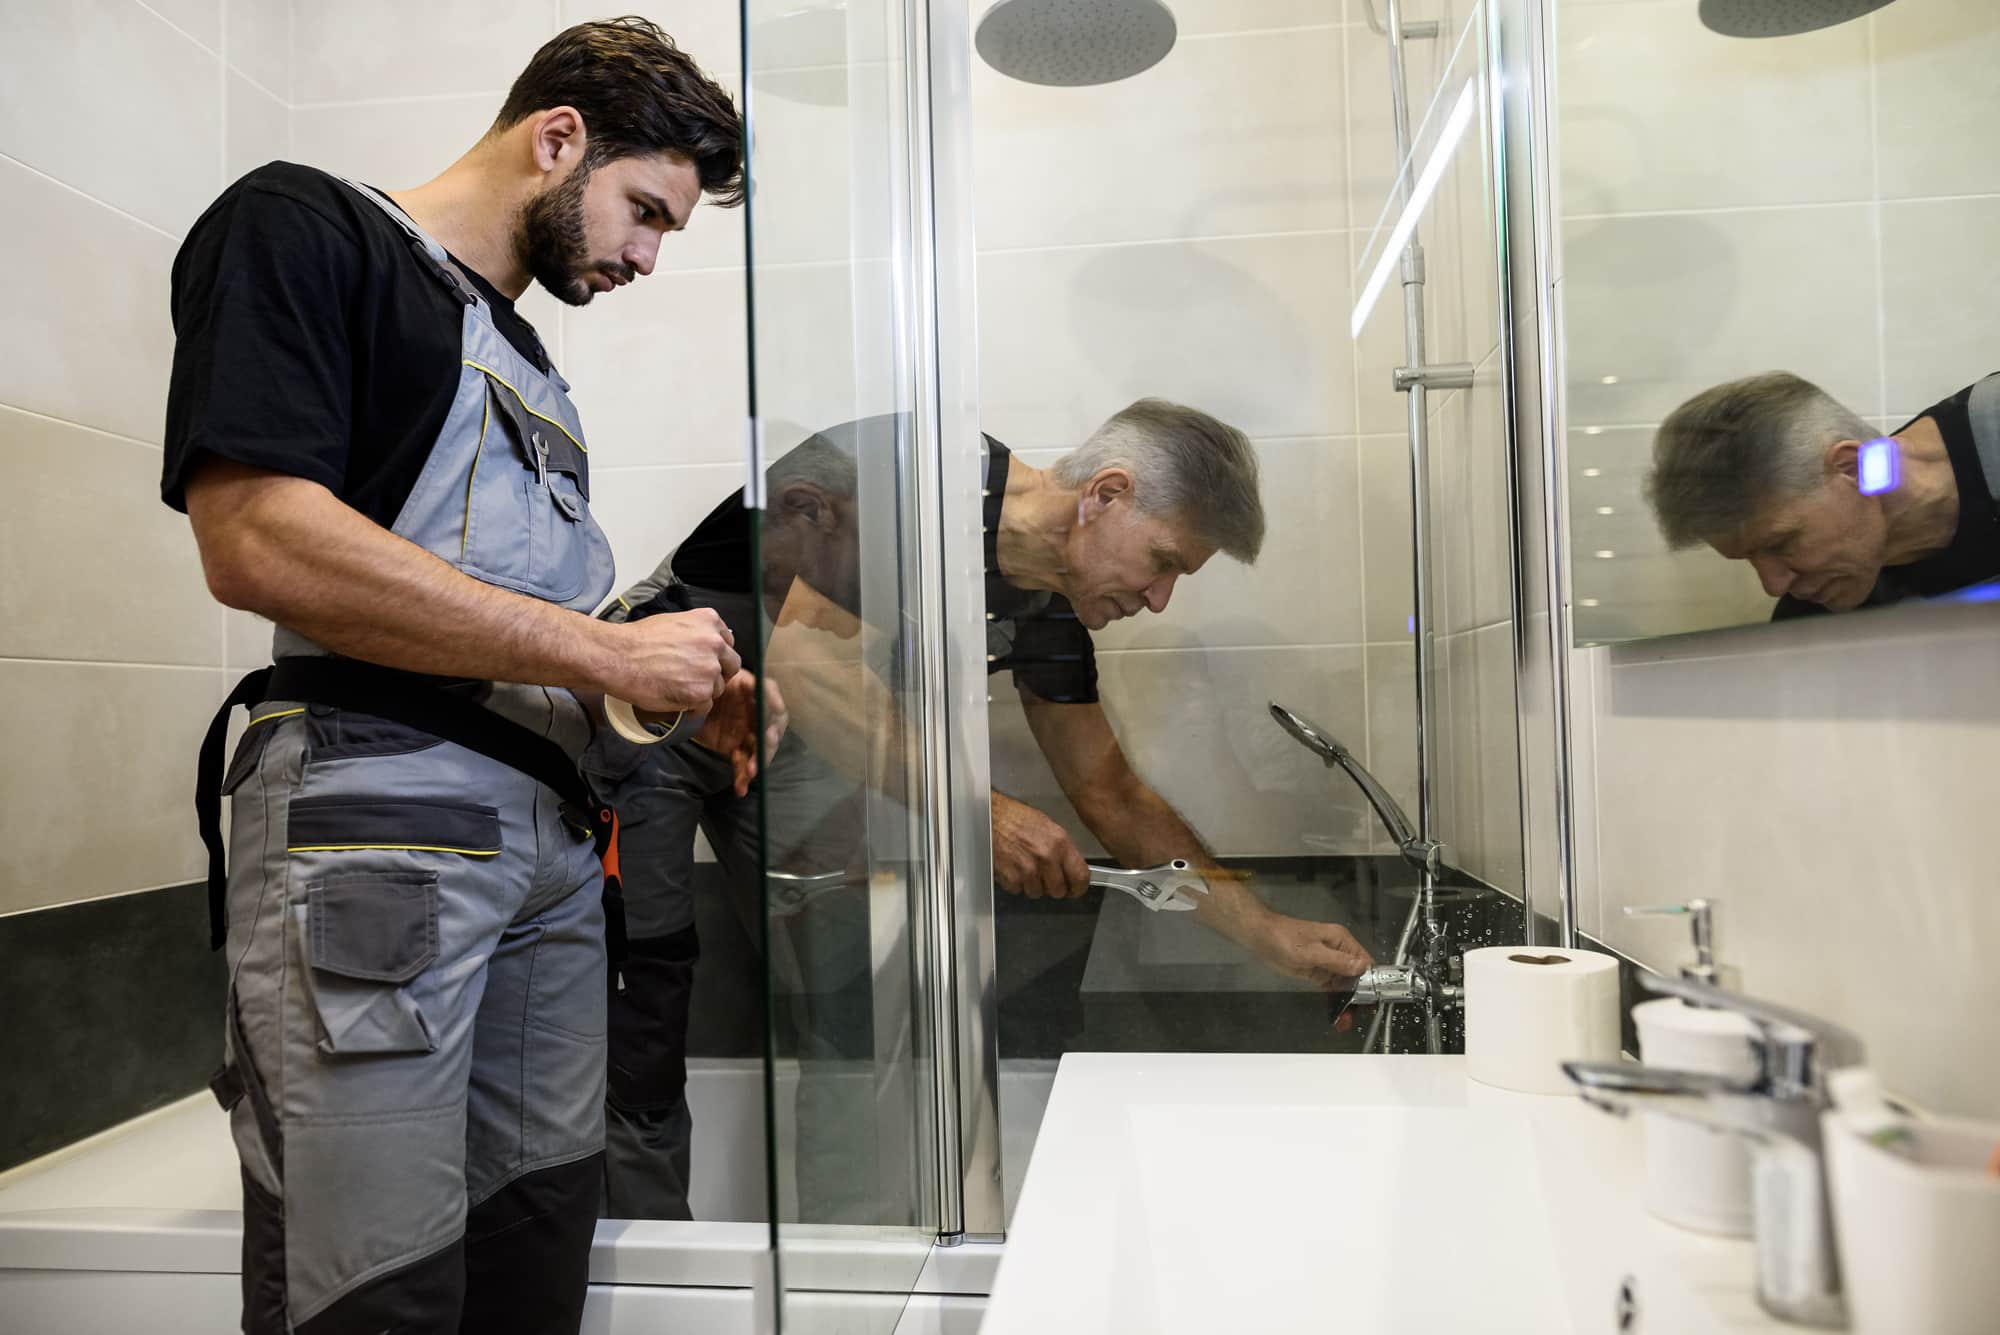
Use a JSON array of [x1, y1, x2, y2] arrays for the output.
[[1879, 197, 2000, 415], [972, 27, 1345, 252], [1469, 619, 1521, 894], [1557, 1, 1870, 216], [152, 0, 222, 51], [291, 93, 502, 190], [1872, 0, 2000, 202], [564, 2, 742, 82], [0, 156, 179, 444], [225, 70, 289, 184], [987, 674, 1101, 857], [741, 0, 890, 72], [1174, 1, 1351, 36], [0, 0, 223, 236], [1365, 641, 1418, 852], [226, 610, 272, 669], [224, 0, 289, 96], [564, 267, 751, 471], [292, 0, 554, 104], [0, 409, 215, 667], [743, 63, 897, 267], [1562, 206, 1879, 427], [1359, 433, 1415, 643], [1468, 355, 1515, 629], [1093, 644, 1376, 855], [1437, 627, 1480, 868], [1425, 383, 1476, 636], [998, 645, 1382, 860], [977, 232, 1356, 450], [0, 662, 224, 913], [1588, 603, 2000, 1114]]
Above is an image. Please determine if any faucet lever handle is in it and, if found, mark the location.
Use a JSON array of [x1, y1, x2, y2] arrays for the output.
[[1639, 973, 1865, 1079]]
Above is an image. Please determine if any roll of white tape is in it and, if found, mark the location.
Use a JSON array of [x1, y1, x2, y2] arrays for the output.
[[605, 695, 686, 746], [1463, 946, 1621, 1095]]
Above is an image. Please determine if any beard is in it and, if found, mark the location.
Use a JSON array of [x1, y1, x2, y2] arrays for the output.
[[517, 156, 632, 307]]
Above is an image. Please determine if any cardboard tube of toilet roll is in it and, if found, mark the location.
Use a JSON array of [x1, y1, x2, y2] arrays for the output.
[[1463, 946, 1621, 1095]]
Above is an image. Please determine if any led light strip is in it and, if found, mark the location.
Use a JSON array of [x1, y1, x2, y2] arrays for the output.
[[1350, 81, 1479, 340]]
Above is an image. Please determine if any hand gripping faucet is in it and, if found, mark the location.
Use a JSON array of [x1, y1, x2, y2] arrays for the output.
[[1564, 973, 1865, 1329]]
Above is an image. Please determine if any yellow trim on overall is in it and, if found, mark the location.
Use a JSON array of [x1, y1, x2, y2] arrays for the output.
[[462, 394, 489, 557], [246, 707, 306, 729], [462, 359, 588, 454], [287, 843, 502, 857], [616, 595, 632, 612]]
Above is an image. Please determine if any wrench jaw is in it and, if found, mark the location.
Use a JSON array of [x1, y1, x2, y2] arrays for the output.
[[1092, 859, 1213, 912]]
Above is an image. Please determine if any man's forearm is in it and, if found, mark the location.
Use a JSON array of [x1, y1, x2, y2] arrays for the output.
[[191, 463, 616, 691], [1078, 779, 1272, 947]]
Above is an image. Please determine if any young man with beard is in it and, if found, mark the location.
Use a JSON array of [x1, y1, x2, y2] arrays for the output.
[[163, 20, 756, 1334]]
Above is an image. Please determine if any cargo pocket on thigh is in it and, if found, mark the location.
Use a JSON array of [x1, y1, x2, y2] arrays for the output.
[[295, 871, 442, 1056]]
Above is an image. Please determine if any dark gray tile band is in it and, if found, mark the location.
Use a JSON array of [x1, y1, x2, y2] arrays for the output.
[[0, 882, 224, 1175]]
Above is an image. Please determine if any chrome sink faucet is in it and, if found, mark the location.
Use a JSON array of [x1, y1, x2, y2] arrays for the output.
[[1564, 973, 1865, 1329]]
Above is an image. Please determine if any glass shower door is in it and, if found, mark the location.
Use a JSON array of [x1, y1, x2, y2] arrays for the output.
[[741, 0, 986, 1327]]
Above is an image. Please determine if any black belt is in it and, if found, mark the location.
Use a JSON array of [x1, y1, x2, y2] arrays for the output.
[[199, 656, 616, 952]]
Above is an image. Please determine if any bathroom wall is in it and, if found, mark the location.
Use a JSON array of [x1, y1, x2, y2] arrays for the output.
[[977, 0, 1522, 878], [1558, 0, 2000, 642], [0, 0, 293, 1170], [1538, 1, 2000, 1117], [1573, 598, 2000, 1116]]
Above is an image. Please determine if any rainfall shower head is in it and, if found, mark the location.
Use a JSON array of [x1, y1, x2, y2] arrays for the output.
[[1698, 0, 1900, 38], [974, 0, 1176, 87]]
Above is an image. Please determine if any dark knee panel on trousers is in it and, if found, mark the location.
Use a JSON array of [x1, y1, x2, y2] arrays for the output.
[[459, 1154, 603, 1335]]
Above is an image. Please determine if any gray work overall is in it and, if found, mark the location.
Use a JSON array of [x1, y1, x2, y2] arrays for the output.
[[200, 181, 617, 1334]]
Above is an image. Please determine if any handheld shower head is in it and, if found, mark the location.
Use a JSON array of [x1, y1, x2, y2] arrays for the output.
[[1268, 700, 1346, 768], [975, 0, 1177, 87], [1697, 0, 1899, 38], [1268, 701, 1426, 861]]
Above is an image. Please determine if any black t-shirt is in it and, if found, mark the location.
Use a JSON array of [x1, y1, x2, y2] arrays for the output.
[[161, 161, 551, 525], [1773, 376, 2000, 619], [664, 432, 1100, 704]]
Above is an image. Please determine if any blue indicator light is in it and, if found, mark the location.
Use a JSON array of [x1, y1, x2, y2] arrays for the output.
[[1858, 437, 1899, 496]]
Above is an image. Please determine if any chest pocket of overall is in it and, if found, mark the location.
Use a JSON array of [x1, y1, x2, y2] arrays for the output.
[[461, 368, 596, 604]]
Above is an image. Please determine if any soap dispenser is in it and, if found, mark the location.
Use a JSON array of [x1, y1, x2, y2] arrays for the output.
[[1627, 899, 1760, 1237]]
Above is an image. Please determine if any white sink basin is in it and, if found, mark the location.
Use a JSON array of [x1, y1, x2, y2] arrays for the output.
[[985, 1054, 1780, 1335]]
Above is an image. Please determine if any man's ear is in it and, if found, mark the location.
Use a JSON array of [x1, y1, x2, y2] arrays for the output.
[[778, 481, 837, 529], [530, 106, 586, 174], [1827, 438, 1862, 488], [1078, 468, 1133, 523]]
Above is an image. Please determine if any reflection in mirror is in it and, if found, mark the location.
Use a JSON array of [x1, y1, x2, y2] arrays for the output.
[[1647, 372, 1999, 621], [1558, 0, 2000, 644]]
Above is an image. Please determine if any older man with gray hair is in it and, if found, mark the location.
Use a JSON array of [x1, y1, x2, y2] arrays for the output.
[[1646, 370, 2000, 617], [585, 402, 1375, 1220]]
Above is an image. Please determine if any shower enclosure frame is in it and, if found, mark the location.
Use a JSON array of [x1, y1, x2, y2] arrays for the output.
[[768, 0, 1585, 1254]]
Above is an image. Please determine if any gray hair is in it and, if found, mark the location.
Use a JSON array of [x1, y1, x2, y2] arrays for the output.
[[1048, 399, 1266, 562], [767, 431, 858, 499], [1645, 372, 1874, 548]]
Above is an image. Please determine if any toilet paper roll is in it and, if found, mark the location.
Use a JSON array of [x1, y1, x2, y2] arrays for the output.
[[1463, 946, 1621, 1095]]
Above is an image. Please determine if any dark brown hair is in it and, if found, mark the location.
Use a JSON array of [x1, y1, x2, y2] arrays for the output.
[[493, 17, 744, 207]]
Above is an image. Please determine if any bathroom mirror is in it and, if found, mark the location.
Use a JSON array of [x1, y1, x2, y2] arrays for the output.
[[1558, 0, 2000, 645]]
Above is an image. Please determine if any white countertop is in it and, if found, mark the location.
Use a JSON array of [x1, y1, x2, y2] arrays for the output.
[[984, 1054, 1789, 1335]]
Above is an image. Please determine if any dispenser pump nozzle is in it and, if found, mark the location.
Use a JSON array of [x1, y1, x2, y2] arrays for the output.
[[1623, 898, 1740, 993]]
